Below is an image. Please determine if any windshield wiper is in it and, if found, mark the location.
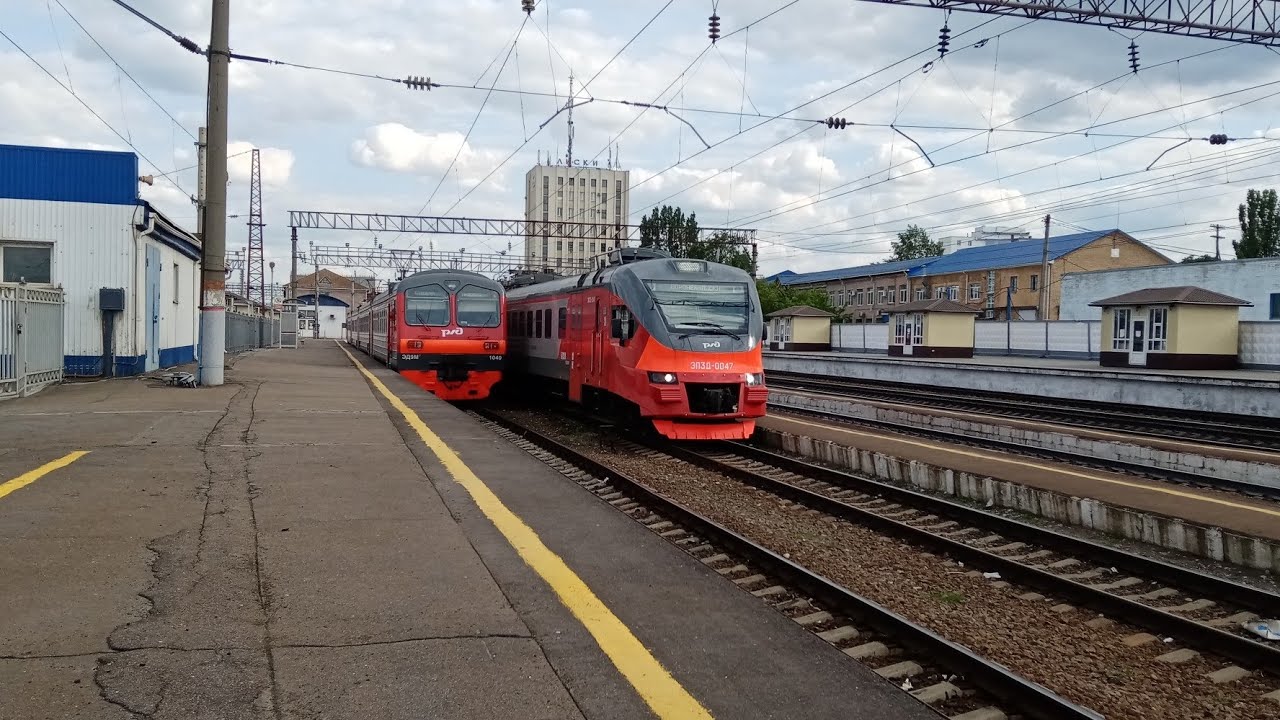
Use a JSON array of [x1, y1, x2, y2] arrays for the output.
[[678, 322, 741, 341]]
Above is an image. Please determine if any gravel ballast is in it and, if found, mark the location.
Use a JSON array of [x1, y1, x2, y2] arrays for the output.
[[502, 410, 1280, 720]]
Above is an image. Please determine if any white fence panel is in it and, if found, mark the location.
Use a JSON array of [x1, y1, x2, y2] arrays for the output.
[[1240, 322, 1280, 367], [0, 283, 66, 399]]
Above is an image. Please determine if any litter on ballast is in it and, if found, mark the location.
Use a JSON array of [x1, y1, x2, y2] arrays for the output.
[[1243, 619, 1280, 641], [982, 572, 1001, 580]]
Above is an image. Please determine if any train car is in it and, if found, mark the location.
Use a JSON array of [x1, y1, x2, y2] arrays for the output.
[[504, 249, 768, 440], [346, 269, 506, 400]]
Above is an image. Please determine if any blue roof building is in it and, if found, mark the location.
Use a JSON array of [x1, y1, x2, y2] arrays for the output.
[[766, 229, 1169, 321]]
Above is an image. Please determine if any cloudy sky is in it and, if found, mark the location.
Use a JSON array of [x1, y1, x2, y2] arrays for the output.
[[6, 0, 1280, 281]]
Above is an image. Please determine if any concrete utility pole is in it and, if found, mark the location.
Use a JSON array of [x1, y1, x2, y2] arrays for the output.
[[1039, 214, 1051, 321], [1211, 223, 1224, 260], [289, 227, 299, 299], [198, 0, 230, 386]]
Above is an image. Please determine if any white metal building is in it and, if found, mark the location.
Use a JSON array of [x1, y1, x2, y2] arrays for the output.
[[1060, 257, 1280, 322], [0, 144, 201, 376], [523, 160, 630, 271], [937, 225, 1033, 254]]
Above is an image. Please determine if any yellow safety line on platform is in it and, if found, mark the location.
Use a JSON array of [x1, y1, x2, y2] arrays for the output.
[[772, 415, 1280, 519], [337, 342, 713, 720], [0, 451, 90, 501]]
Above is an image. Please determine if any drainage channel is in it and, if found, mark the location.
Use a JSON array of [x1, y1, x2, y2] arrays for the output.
[[473, 409, 1104, 720]]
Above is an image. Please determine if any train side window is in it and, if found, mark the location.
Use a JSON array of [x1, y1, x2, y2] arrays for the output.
[[558, 307, 567, 335], [535, 309, 544, 338], [544, 308, 553, 338]]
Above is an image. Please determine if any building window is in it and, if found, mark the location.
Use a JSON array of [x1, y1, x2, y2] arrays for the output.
[[1111, 308, 1131, 350], [1148, 307, 1168, 351], [543, 176, 549, 188], [878, 288, 886, 305], [556, 207, 563, 219], [1009, 276, 1019, 292], [899, 285, 907, 303], [556, 240, 563, 251], [894, 313, 905, 344], [173, 263, 180, 304], [968, 283, 981, 301], [557, 177, 564, 186], [1, 243, 53, 284], [887, 288, 895, 305], [916, 287, 927, 301], [856, 289, 864, 306], [935, 286, 946, 299], [837, 289, 846, 306], [1271, 293, 1280, 320], [1029, 274, 1039, 291], [947, 285, 959, 301]]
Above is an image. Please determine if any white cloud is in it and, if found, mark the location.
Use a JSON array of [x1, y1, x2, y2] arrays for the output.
[[349, 123, 505, 186], [227, 141, 296, 188]]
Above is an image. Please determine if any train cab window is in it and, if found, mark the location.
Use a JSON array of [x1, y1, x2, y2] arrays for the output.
[[404, 284, 450, 326], [457, 285, 501, 327]]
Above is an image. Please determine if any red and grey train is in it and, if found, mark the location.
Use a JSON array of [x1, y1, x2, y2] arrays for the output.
[[504, 249, 768, 440], [346, 269, 506, 400]]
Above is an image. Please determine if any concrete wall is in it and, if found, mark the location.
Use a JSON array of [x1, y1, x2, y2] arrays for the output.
[[1170, 305, 1239, 355], [924, 314, 974, 347], [1061, 257, 1280, 322], [762, 352, 1280, 417]]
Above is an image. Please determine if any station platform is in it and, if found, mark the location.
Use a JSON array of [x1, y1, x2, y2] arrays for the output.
[[763, 351, 1280, 418], [0, 342, 934, 720]]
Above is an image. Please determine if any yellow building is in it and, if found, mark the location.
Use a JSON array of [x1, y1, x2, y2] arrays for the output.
[[889, 299, 979, 358], [1090, 286, 1253, 369], [766, 306, 833, 351]]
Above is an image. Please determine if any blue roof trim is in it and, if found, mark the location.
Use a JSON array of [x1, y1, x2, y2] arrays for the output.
[[777, 257, 937, 286], [914, 230, 1118, 275], [773, 230, 1128, 285], [138, 202, 201, 261], [0, 143, 139, 205]]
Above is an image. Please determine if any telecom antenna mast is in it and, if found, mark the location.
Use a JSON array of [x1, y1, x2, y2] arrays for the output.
[[247, 148, 266, 308], [566, 74, 575, 166]]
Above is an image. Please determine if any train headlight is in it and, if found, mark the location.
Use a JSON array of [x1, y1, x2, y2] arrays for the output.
[[744, 372, 762, 386], [648, 372, 678, 384]]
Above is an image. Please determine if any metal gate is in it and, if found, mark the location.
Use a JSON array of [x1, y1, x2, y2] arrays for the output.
[[1, 283, 66, 399], [280, 300, 299, 348]]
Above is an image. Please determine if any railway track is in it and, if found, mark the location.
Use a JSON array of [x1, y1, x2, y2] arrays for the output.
[[473, 408, 1102, 720], [766, 371, 1280, 453], [479, 406, 1280, 716], [764, 401, 1280, 500]]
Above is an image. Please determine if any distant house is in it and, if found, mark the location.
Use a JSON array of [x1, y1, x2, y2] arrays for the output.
[[768, 229, 1171, 321], [766, 305, 834, 351]]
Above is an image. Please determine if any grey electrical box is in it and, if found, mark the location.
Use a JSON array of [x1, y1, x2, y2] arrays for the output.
[[100, 288, 125, 311]]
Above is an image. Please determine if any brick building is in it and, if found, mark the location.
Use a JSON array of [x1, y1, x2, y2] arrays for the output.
[[767, 229, 1170, 321]]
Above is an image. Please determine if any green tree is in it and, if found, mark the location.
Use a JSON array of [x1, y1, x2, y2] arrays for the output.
[[638, 205, 699, 256], [1235, 188, 1280, 259], [755, 280, 839, 318], [689, 231, 757, 274], [889, 224, 943, 261], [1179, 254, 1218, 264]]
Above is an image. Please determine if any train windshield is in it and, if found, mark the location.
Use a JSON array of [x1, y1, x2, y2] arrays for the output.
[[644, 281, 750, 334], [404, 284, 450, 326], [456, 285, 501, 327]]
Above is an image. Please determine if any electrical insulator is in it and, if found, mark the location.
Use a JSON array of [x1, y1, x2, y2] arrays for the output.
[[403, 75, 432, 91], [1208, 133, 1229, 145], [708, 14, 720, 43], [521, 0, 535, 14], [1128, 41, 1139, 73], [938, 23, 950, 57], [824, 117, 848, 130]]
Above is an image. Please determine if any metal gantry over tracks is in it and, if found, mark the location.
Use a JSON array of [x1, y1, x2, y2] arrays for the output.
[[856, 1, 1280, 45]]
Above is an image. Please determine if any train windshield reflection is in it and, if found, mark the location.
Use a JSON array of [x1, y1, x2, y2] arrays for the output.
[[644, 281, 750, 334]]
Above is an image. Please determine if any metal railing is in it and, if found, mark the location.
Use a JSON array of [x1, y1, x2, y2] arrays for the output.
[[0, 283, 65, 399], [226, 310, 281, 354]]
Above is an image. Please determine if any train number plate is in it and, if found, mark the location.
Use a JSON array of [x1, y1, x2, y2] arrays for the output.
[[489, 355, 502, 361], [689, 361, 734, 371], [402, 354, 420, 360]]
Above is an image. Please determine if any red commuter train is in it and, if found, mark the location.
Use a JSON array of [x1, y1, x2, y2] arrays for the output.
[[346, 269, 506, 400], [504, 249, 768, 440]]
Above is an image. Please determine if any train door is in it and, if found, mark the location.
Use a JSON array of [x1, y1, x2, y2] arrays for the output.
[[568, 295, 586, 402]]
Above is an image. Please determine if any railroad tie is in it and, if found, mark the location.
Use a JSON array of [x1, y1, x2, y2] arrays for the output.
[[950, 708, 1007, 720], [911, 682, 962, 705], [874, 660, 923, 679]]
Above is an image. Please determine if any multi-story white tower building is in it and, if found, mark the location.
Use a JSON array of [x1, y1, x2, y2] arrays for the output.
[[523, 160, 630, 272]]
